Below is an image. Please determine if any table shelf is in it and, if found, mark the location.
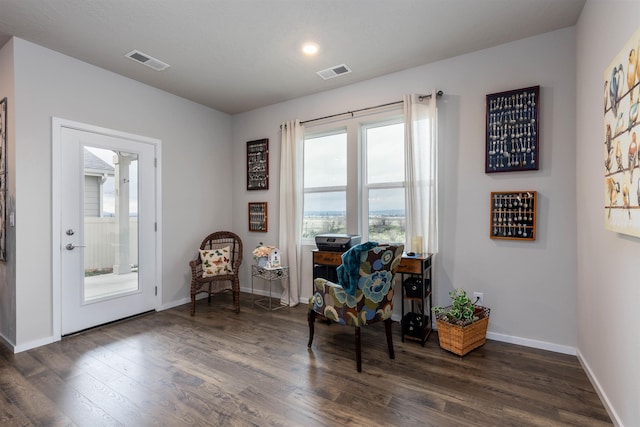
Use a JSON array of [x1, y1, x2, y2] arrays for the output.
[[400, 254, 434, 346], [251, 265, 289, 311]]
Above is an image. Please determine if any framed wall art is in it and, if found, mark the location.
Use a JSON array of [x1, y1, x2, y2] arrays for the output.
[[604, 25, 640, 237], [486, 86, 539, 173], [0, 97, 6, 261], [247, 138, 269, 190], [248, 202, 268, 232], [490, 191, 536, 241]]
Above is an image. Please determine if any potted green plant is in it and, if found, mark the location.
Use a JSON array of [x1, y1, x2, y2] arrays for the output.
[[432, 288, 490, 356]]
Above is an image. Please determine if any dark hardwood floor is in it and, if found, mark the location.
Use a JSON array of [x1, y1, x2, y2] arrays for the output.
[[0, 293, 612, 426]]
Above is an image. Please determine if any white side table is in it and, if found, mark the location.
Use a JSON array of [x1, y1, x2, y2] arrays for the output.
[[251, 265, 290, 310]]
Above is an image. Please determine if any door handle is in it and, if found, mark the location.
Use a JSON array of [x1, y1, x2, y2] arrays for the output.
[[65, 243, 86, 250]]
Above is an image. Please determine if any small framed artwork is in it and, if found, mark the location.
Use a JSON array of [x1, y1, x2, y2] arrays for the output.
[[490, 191, 537, 241], [248, 202, 268, 232], [486, 86, 540, 173], [247, 138, 269, 190]]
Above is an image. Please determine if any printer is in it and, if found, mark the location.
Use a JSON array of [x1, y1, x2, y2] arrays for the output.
[[315, 233, 362, 252]]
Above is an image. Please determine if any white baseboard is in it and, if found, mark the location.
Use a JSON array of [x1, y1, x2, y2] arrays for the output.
[[389, 315, 577, 356], [159, 296, 192, 311], [244, 287, 272, 298], [576, 350, 623, 427], [13, 335, 58, 353], [485, 331, 576, 355], [159, 292, 232, 311], [0, 331, 15, 353], [159, 288, 303, 311], [239, 286, 305, 306]]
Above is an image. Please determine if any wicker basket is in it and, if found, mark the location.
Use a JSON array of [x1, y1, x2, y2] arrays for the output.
[[435, 306, 490, 356]]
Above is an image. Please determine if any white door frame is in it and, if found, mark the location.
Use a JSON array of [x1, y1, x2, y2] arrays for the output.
[[52, 117, 162, 340]]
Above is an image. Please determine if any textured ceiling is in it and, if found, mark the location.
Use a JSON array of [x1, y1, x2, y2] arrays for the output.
[[0, 0, 586, 114]]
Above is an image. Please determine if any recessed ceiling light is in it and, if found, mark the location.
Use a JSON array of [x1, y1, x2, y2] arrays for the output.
[[302, 43, 319, 56]]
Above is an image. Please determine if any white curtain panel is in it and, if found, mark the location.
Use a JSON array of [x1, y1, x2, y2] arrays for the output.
[[404, 91, 439, 255], [279, 120, 304, 306]]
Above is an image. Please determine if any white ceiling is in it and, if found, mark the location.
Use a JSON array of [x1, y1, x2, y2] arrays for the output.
[[0, 0, 585, 115]]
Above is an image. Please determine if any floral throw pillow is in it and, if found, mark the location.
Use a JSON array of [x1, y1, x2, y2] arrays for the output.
[[200, 246, 232, 277]]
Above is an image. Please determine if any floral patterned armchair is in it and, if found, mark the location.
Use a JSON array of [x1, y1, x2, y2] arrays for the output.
[[307, 244, 404, 372]]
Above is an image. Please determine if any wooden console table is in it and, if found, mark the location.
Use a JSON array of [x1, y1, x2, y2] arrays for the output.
[[312, 249, 429, 276]]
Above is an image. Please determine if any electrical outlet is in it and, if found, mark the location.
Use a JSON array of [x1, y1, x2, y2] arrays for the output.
[[473, 292, 484, 306]]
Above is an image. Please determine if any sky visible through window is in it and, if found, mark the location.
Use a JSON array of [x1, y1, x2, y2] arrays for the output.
[[303, 123, 405, 214], [366, 122, 405, 214]]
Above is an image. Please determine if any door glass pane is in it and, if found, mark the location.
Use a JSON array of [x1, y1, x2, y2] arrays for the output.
[[368, 187, 405, 244], [83, 147, 139, 302]]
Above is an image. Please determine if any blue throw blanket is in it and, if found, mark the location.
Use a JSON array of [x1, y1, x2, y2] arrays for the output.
[[337, 241, 378, 296]]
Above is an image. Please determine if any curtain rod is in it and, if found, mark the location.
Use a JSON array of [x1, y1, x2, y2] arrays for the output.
[[299, 90, 443, 126]]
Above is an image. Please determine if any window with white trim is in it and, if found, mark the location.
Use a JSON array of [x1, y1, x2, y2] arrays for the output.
[[362, 120, 405, 243], [302, 111, 406, 244], [302, 130, 347, 239]]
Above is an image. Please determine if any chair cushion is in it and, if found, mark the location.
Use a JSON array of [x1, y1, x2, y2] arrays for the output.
[[200, 246, 233, 277]]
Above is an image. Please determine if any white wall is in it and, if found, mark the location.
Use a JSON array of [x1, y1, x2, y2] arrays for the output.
[[8, 38, 232, 348], [232, 28, 578, 352], [576, 2, 640, 426]]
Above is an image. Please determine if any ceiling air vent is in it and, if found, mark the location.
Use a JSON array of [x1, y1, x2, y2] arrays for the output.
[[316, 64, 352, 80], [125, 50, 170, 71]]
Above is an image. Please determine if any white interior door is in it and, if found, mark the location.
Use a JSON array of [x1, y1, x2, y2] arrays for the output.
[[60, 127, 157, 335]]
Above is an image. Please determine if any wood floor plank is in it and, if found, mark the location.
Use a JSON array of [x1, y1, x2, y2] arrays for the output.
[[28, 370, 120, 427], [65, 372, 164, 426], [0, 363, 75, 426], [0, 292, 612, 426], [107, 373, 225, 426], [0, 388, 33, 426]]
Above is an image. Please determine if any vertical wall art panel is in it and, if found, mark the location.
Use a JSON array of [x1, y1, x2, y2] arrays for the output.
[[486, 86, 540, 173], [248, 202, 268, 232], [246, 138, 269, 190], [0, 98, 6, 260], [604, 27, 640, 237]]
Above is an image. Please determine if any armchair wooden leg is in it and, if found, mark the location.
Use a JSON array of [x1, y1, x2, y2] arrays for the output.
[[307, 310, 316, 348], [355, 326, 362, 372], [233, 279, 240, 314], [190, 294, 196, 316], [384, 318, 395, 360]]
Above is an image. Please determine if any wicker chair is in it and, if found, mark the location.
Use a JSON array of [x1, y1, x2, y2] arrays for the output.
[[308, 244, 404, 372], [189, 231, 243, 315]]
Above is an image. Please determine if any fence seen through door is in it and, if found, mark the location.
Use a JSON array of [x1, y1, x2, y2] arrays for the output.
[[83, 217, 138, 272]]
